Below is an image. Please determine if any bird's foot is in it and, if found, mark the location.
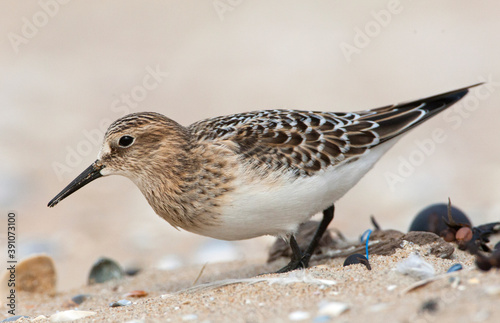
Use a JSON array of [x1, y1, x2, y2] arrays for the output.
[[274, 253, 311, 273]]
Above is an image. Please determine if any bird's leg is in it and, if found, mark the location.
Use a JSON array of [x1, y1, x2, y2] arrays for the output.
[[275, 205, 335, 273], [302, 205, 334, 265], [275, 235, 303, 273]]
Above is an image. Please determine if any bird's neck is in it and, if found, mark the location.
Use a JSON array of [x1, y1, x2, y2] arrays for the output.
[[133, 140, 237, 232]]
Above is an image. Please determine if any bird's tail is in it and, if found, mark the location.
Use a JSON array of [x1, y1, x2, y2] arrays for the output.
[[360, 83, 483, 144]]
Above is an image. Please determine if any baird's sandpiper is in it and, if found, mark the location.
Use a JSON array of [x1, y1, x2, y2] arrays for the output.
[[48, 84, 480, 273]]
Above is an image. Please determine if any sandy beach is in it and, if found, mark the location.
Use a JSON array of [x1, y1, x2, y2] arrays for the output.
[[2, 1, 500, 322], [2, 236, 500, 322]]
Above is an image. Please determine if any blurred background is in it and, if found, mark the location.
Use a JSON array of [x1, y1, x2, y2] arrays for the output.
[[1, 1, 499, 291]]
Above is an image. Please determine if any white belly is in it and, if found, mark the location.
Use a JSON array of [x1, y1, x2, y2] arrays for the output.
[[194, 141, 397, 241]]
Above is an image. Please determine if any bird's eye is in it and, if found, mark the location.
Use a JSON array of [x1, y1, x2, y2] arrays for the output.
[[118, 135, 135, 148]]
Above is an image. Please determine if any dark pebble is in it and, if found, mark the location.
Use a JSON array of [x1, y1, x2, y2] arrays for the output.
[[476, 255, 493, 271], [494, 241, 500, 250], [71, 294, 90, 305], [420, 299, 439, 313], [475, 248, 500, 271], [125, 267, 141, 276], [1, 316, 29, 322], [109, 299, 132, 307], [409, 204, 471, 234], [88, 257, 125, 285], [447, 263, 463, 273], [343, 253, 371, 270]]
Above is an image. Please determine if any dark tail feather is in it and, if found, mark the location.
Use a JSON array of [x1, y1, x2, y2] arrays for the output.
[[364, 83, 482, 144]]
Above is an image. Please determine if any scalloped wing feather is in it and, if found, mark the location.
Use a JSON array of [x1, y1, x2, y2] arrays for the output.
[[188, 86, 472, 177]]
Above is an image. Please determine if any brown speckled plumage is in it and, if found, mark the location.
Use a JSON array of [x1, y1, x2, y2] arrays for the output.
[[48, 84, 479, 272], [188, 89, 463, 177], [101, 113, 238, 230]]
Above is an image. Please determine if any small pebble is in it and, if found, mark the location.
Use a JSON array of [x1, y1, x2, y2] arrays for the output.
[[124, 267, 141, 276], [476, 256, 493, 271], [449, 276, 460, 289], [0, 254, 56, 295], [71, 294, 90, 305], [88, 257, 124, 285], [420, 299, 438, 313], [343, 253, 371, 270], [109, 299, 132, 307], [317, 301, 349, 317], [49, 310, 96, 322], [386, 285, 397, 291], [62, 294, 90, 309], [468, 278, 480, 284], [447, 263, 463, 273], [313, 315, 330, 323], [0, 316, 29, 322], [456, 227, 473, 242], [181, 314, 198, 321], [288, 311, 310, 321], [484, 285, 500, 296], [396, 253, 435, 280], [123, 290, 148, 298]]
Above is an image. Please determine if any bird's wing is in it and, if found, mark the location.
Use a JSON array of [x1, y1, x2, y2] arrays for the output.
[[188, 85, 477, 176]]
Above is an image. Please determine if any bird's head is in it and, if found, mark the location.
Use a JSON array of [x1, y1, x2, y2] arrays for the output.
[[48, 112, 191, 207]]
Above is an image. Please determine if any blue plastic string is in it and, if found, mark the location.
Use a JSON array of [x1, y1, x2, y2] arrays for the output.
[[360, 229, 373, 260]]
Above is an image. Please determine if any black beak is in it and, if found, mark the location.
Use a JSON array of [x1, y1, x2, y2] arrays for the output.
[[48, 161, 104, 207]]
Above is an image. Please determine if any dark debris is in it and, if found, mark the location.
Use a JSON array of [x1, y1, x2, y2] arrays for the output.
[[343, 253, 371, 270], [420, 299, 439, 314], [267, 221, 337, 263]]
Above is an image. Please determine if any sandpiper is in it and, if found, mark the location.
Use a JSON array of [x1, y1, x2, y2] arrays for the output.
[[48, 84, 480, 273]]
